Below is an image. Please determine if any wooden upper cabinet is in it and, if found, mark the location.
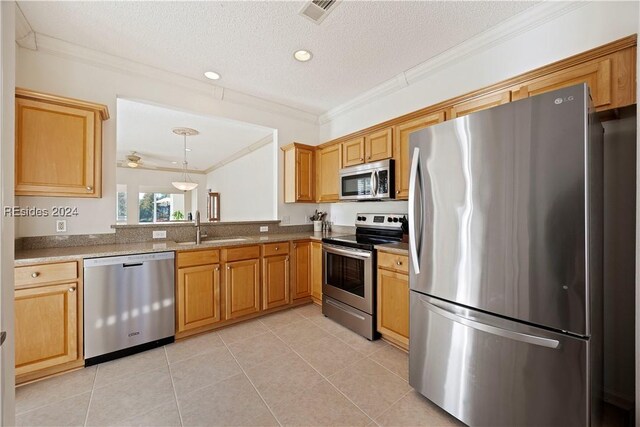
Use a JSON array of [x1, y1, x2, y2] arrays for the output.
[[225, 258, 260, 320], [15, 282, 79, 376], [282, 143, 315, 203], [316, 144, 342, 202], [511, 48, 636, 111], [177, 263, 221, 332], [450, 90, 511, 119], [393, 112, 445, 200], [365, 127, 393, 162], [291, 241, 312, 300], [342, 137, 365, 167], [15, 88, 109, 198]]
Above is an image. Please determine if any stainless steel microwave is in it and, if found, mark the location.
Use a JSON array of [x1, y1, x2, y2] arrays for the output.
[[339, 159, 395, 201]]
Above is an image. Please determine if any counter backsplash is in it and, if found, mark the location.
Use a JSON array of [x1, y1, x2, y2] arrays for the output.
[[16, 222, 355, 250]]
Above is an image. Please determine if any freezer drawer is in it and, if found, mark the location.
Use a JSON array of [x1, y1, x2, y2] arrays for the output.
[[409, 292, 590, 427]]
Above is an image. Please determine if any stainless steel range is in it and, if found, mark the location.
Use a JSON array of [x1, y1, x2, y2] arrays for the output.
[[322, 213, 405, 339]]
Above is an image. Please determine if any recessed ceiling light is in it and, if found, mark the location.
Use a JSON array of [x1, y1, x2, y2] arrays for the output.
[[204, 71, 221, 80], [185, 148, 192, 152], [171, 161, 178, 165], [293, 50, 313, 62]]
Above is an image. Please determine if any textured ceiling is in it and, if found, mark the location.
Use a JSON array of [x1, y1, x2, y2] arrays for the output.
[[19, 1, 537, 114], [116, 98, 273, 171]]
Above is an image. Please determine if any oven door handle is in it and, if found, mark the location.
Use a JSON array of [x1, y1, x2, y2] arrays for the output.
[[323, 244, 372, 259]]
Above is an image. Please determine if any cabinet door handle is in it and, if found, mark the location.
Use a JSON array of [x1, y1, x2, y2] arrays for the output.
[[275, 247, 279, 251], [31, 272, 40, 278], [360, 157, 364, 161], [367, 156, 371, 160], [293, 243, 297, 248], [396, 261, 402, 266], [396, 190, 400, 194], [68, 287, 76, 293], [215, 267, 220, 271], [86, 186, 93, 191], [227, 266, 230, 270]]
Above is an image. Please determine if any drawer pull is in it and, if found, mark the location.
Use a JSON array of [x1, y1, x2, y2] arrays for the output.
[[275, 247, 279, 251], [68, 287, 76, 293], [396, 261, 402, 266], [31, 272, 39, 278]]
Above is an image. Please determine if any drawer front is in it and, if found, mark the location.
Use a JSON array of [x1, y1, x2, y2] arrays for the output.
[[15, 262, 78, 287], [378, 251, 409, 274], [225, 245, 261, 262], [177, 250, 220, 268], [263, 242, 290, 257]]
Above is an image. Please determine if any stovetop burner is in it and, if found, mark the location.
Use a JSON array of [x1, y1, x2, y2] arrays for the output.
[[322, 213, 407, 250]]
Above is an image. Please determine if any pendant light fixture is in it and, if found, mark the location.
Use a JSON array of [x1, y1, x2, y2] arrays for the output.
[[171, 127, 199, 191]]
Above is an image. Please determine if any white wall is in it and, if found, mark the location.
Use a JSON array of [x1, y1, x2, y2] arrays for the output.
[[15, 45, 319, 237], [116, 167, 207, 225], [319, 1, 639, 226], [0, 2, 16, 424], [206, 143, 276, 222]]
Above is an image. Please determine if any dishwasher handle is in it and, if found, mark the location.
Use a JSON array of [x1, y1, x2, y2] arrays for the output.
[[123, 262, 143, 268]]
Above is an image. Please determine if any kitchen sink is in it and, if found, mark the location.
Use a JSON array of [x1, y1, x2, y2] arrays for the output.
[[176, 237, 249, 246]]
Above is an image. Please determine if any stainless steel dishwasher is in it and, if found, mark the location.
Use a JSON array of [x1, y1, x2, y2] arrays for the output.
[[83, 251, 175, 365]]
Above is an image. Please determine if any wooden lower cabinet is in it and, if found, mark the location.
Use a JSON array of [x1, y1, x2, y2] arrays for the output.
[[14, 260, 83, 384], [225, 258, 261, 319], [177, 264, 221, 332], [377, 252, 409, 350], [15, 283, 79, 376], [262, 254, 290, 309], [291, 241, 312, 300], [311, 241, 323, 303]]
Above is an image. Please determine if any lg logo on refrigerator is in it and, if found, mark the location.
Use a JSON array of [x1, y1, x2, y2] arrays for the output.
[[554, 96, 575, 105]]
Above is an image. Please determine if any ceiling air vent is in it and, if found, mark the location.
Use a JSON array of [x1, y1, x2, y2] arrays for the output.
[[299, 0, 340, 24]]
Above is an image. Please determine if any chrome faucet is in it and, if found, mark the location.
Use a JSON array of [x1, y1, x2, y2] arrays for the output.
[[195, 210, 203, 244]]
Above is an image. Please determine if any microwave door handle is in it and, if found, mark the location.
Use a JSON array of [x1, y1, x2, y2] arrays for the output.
[[370, 171, 377, 196], [373, 170, 380, 196]]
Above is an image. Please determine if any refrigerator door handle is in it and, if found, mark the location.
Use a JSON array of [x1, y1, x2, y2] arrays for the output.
[[408, 147, 422, 274], [420, 296, 561, 349]]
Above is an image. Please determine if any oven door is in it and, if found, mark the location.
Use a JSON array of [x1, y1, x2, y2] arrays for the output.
[[322, 243, 373, 314]]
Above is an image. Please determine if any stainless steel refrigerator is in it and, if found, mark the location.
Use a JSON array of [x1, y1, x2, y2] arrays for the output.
[[408, 83, 603, 426]]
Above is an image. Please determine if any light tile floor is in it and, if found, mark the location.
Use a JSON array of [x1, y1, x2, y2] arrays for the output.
[[16, 303, 462, 427], [15, 303, 628, 427]]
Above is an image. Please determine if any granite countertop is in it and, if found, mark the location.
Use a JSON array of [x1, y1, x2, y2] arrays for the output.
[[15, 232, 347, 265], [375, 242, 409, 255]]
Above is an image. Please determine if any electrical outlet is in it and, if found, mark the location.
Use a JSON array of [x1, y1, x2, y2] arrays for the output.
[[282, 215, 290, 224], [260, 226, 269, 232], [56, 220, 67, 233], [153, 230, 167, 239]]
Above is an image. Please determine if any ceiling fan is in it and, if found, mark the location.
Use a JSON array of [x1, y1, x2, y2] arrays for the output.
[[125, 152, 143, 168]]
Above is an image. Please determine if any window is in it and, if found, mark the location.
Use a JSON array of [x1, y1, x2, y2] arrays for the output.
[[117, 191, 127, 223], [138, 193, 185, 223]]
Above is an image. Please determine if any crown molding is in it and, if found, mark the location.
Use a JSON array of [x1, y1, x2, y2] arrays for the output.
[[205, 134, 273, 174], [15, 4, 37, 50], [318, 1, 586, 125], [27, 34, 320, 124], [117, 163, 206, 175]]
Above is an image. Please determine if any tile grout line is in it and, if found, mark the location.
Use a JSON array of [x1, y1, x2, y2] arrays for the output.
[[369, 388, 413, 426], [164, 346, 185, 427], [219, 331, 284, 427], [270, 326, 378, 426], [367, 352, 410, 384], [83, 366, 99, 427], [14, 380, 95, 418]]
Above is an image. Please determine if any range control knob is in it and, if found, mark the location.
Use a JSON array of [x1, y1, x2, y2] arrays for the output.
[[387, 217, 393, 222], [361, 216, 366, 221], [392, 217, 399, 223], [357, 216, 364, 221]]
